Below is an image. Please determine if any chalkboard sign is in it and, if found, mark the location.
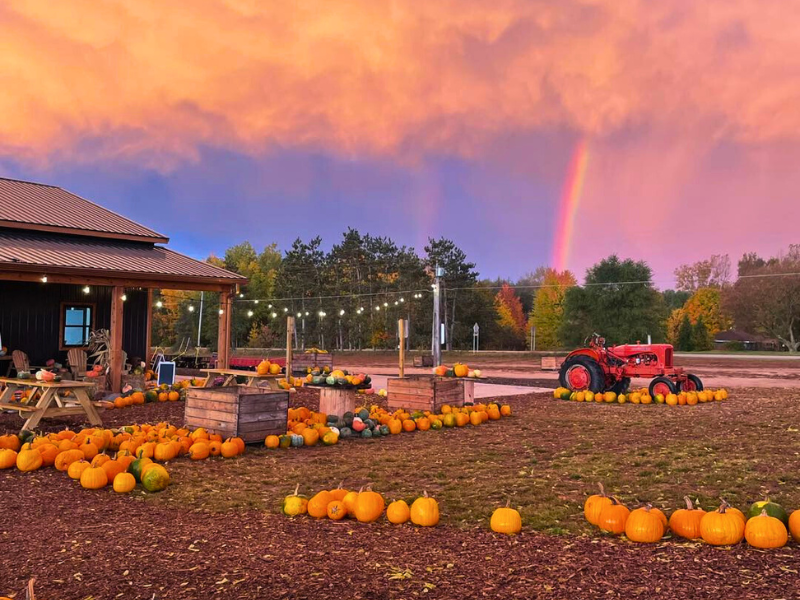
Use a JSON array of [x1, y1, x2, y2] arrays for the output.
[[157, 361, 176, 387]]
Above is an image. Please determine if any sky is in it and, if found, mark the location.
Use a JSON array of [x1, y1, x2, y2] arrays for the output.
[[0, 0, 799, 288]]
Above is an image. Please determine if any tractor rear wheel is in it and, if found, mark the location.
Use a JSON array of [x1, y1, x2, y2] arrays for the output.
[[559, 356, 605, 393], [649, 376, 677, 398], [678, 374, 704, 392], [608, 377, 631, 395]]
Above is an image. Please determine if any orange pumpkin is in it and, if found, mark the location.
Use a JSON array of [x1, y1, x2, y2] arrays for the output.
[[308, 491, 335, 518]]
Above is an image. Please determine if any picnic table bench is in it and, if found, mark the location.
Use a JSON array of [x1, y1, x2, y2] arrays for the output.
[[0, 378, 103, 431], [200, 369, 282, 391]]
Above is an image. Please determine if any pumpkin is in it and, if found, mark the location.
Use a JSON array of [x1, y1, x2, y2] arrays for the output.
[[321, 431, 339, 446], [788, 510, 800, 542], [16, 448, 43, 472], [745, 510, 788, 549], [113, 472, 136, 493], [469, 411, 482, 427], [55, 448, 85, 471], [410, 491, 439, 527], [387, 500, 411, 524], [453, 363, 469, 377], [308, 491, 335, 518], [747, 498, 789, 527], [0, 434, 20, 451], [80, 465, 108, 489], [597, 498, 630, 535], [416, 417, 431, 431], [716, 499, 746, 524], [265, 435, 280, 449], [500, 404, 512, 416], [301, 428, 319, 447], [584, 483, 613, 526], [327, 500, 347, 520], [625, 505, 665, 543], [229, 437, 246, 454], [67, 459, 91, 480], [80, 440, 99, 461], [330, 484, 349, 502], [128, 457, 153, 482], [355, 489, 385, 523], [402, 419, 416, 432], [669, 496, 706, 539], [282, 484, 308, 516], [141, 463, 170, 492], [101, 459, 126, 482], [700, 504, 745, 546], [0, 449, 18, 469], [343, 490, 360, 516], [490, 502, 522, 535], [91, 453, 111, 467], [37, 443, 60, 467], [189, 442, 210, 460], [220, 440, 239, 458]]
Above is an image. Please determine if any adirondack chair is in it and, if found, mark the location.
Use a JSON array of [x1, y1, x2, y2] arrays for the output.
[[11, 350, 30, 374], [67, 348, 88, 379]]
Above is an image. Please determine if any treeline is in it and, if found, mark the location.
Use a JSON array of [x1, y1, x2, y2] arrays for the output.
[[151, 232, 800, 353]]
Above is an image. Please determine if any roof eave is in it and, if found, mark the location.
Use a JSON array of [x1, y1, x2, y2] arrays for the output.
[[0, 220, 170, 244]]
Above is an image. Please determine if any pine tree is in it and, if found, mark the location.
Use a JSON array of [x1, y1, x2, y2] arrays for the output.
[[677, 314, 694, 351], [692, 316, 712, 350]]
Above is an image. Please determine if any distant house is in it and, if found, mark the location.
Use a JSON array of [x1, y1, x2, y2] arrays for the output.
[[713, 329, 780, 351], [0, 177, 247, 390]]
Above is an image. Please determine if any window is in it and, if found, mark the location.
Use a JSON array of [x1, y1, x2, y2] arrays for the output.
[[61, 303, 94, 348]]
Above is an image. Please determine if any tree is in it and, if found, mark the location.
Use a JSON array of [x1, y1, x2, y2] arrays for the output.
[[676, 314, 694, 351], [724, 246, 800, 352], [528, 268, 576, 350], [515, 267, 549, 315], [494, 284, 526, 349], [674, 254, 731, 291], [692, 316, 712, 351], [560, 256, 667, 347], [682, 288, 732, 336], [662, 289, 691, 312], [424, 238, 479, 351]]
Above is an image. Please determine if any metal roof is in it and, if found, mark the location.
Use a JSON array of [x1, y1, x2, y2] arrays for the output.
[[0, 230, 246, 285], [0, 177, 168, 243]]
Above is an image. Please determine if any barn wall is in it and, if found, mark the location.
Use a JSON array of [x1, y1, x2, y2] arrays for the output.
[[0, 281, 148, 366]]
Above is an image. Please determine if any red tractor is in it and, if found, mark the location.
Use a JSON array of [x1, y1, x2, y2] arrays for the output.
[[558, 334, 703, 397]]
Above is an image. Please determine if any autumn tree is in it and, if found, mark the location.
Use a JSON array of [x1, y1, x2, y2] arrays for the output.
[[676, 314, 694, 351], [692, 316, 712, 350], [560, 256, 667, 346], [724, 246, 800, 352], [528, 268, 576, 350], [494, 284, 527, 349], [667, 288, 732, 344], [674, 254, 731, 291]]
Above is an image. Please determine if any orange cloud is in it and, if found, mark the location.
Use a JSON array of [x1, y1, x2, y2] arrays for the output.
[[1, 0, 799, 167]]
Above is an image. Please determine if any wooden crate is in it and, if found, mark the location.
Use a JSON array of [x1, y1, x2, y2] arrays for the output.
[[319, 387, 356, 417], [291, 352, 333, 374], [541, 357, 564, 371], [185, 386, 288, 443], [387, 376, 471, 412], [412, 355, 434, 368]]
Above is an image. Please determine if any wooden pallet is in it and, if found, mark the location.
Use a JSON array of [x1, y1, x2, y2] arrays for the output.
[[541, 357, 564, 371], [387, 376, 473, 412], [292, 353, 333, 374], [185, 386, 288, 443]]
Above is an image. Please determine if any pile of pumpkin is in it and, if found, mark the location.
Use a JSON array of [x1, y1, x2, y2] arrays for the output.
[[304, 369, 372, 391], [585, 484, 800, 548], [433, 363, 482, 378], [554, 386, 729, 405], [266, 402, 512, 448], [0, 428, 171, 493], [104, 379, 206, 410], [282, 484, 441, 526]]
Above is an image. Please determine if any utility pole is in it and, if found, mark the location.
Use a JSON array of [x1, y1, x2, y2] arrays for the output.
[[432, 266, 443, 366], [197, 291, 204, 346]]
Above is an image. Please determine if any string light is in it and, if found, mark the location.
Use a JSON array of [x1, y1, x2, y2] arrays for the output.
[[121, 294, 127, 302], [82, 286, 90, 294], [318, 311, 326, 317], [271, 312, 277, 318], [218, 309, 224, 315], [297, 312, 302, 318], [254, 300, 259, 304], [283, 307, 289, 313], [40, 275, 47, 283], [247, 310, 254, 317], [156, 301, 163, 308], [188, 305, 195, 312], [339, 309, 345, 316]]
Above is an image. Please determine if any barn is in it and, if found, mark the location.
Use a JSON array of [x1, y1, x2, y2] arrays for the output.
[[0, 177, 246, 391]]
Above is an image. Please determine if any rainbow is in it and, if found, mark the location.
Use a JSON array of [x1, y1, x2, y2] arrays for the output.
[[552, 139, 590, 273]]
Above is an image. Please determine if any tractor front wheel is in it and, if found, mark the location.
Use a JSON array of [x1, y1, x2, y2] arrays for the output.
[[679, 374, 704, 392], [559, 356, 605, 393], [649, 376, 677, 398]]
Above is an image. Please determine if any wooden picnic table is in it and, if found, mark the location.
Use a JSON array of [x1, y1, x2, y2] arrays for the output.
[[200, 369, 282, 391], [0, 378, 103, 431]]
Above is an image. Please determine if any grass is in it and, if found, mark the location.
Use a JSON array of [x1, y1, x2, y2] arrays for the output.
[[143, 387, 800, 534]]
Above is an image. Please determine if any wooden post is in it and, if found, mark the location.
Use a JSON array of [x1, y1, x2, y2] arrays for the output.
[[398, 318, 405, 378], [285, 316, 294, 378], [217, 288, 231, 370], [145, 288, 153, 364], [109, 286, 125, 393]]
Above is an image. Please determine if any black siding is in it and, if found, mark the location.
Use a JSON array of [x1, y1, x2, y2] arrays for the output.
[[0, 281, 147, 366]]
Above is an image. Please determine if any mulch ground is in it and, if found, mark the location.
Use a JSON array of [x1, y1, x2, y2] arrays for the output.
[[2, 386, 800, 599]]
